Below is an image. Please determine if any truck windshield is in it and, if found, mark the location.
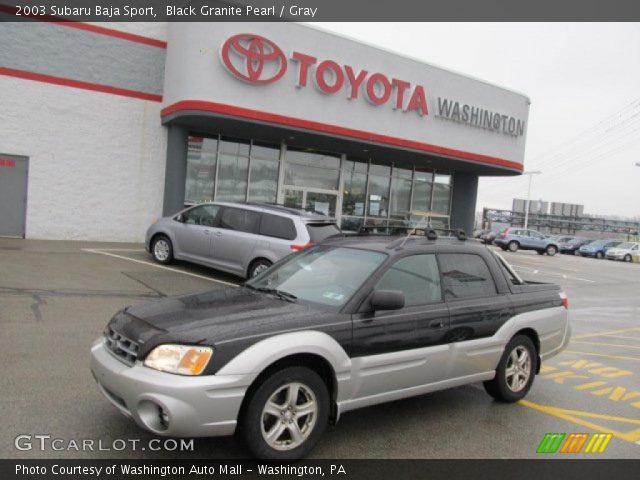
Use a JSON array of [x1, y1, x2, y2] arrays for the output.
[[246, 246, 387, 307]]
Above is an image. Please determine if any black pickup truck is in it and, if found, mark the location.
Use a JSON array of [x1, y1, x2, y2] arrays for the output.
[[91, 230, 570, 459]]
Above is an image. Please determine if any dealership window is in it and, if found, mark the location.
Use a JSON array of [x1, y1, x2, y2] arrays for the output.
[[182, 134, 453, 231], [342, 158, 368, 214], [284, 148, 340, 190], [248, 142, 280, 203], [432, 173, 452, 215], [412, 168, 433, 213], [185, 136, 217, 204], [389, 166, 413, 221], [216, 139, 250, 202], [367, 162, 390, 219]]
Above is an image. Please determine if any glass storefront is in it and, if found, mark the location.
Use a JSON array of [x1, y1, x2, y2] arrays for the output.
[[184, 133, 452, 230]]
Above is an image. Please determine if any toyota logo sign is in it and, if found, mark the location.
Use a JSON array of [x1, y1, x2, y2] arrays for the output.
[[220, 33, 287, 84], [218, 33, 429, 116]]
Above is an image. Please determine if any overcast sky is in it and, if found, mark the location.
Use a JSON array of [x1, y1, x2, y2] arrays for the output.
[[312, 23, 640, 219]]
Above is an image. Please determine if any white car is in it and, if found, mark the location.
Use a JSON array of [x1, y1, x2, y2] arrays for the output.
[[605, 242, 640, 262]]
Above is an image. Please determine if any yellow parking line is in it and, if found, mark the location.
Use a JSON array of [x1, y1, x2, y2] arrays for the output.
[[572, 327, 640, 340], [572, 340, 640, 350], [601, 334, 640, 341], [518, 399, 640, 443], [563, 350, 640, 362]]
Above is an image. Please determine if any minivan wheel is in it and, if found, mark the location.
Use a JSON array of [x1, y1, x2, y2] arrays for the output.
[[546, 245, 558, 256], [240, 367, 329, 460], [248, 259, 272, 278], [483, 335, 537, 403], [596, 251, 604, 259], [508, 241, 519, 252], [151, 235, 173, 265], [624, 254, 633, 263]]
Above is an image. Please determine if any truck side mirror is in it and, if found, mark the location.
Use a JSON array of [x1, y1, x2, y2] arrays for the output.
[[371, 290, 405, 311]]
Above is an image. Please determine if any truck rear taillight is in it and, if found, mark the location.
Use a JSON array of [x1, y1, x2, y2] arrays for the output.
[[291, 241, 313, 251], [559, 291, 569, 309], [500, 229, 508, 238]]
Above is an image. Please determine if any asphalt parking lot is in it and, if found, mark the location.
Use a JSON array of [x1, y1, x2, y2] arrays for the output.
[[1, 238, 639, 459]]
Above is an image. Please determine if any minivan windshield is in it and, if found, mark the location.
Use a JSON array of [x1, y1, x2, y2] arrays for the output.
[[246, 246, 387, 307]]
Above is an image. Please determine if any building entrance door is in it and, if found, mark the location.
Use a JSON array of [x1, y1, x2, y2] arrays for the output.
[[0, 154, 29, 238], [282, 187, 339, 217]]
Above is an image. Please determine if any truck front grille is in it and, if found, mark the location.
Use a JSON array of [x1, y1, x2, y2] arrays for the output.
[[105, 328, 139, 366]]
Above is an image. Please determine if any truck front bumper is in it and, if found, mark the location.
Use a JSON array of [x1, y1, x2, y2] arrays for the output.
[[90, 338, 256, 437]]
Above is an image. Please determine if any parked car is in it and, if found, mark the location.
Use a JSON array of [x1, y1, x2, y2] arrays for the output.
[[558, 237, 592, 255], [605, 242, 640, 262], [480, 230, 501, 245], [578, 239, 621, 259], [91, 230, 570, 459], [145, 202, 340, 278], [548, 236, 574, 244], [493, 228, 560, 255]]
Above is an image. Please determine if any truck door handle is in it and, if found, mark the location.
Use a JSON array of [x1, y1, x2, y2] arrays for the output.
[[203, 230, 211, 235], [212, 230, 222, 236], [429, 320, 445, 329]]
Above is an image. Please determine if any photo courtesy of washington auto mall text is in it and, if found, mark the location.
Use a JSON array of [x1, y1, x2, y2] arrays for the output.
[[1, 1, 640, 480]]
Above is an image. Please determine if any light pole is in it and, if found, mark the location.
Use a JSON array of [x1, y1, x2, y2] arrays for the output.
[[523, 170, 542, 230]]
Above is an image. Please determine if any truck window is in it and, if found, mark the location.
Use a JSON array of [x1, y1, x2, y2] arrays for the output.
[[438, 254, 498, 300], [375, 254, 442, 306], [493, 251, 524, 285]]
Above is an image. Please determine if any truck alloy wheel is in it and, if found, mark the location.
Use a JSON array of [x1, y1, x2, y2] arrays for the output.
[[546, 245, 557, 256], [483, 335, 537, 402], [508, 241, 519, 252], [240, 367, 329, 460]]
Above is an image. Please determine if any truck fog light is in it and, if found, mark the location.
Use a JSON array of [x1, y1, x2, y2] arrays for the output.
[[138, 400, 170, 432]]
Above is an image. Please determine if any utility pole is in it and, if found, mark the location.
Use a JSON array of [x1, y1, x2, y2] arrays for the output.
[[523, 170, 542, 230]]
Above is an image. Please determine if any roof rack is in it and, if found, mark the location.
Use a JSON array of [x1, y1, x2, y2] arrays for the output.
[[354, 226, 467, 248]]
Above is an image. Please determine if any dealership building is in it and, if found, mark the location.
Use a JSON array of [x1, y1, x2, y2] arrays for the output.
[[0, 19, 530, 241]]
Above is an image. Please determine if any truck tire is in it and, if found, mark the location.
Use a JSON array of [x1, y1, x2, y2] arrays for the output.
[[545, 245, 558, 256], [483, 335, 538, 403], [240, 366, 329, 460], [508, 241, 519, 252]]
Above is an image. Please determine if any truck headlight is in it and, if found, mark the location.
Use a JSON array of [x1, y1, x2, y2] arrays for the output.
[[144, 344, 213, 375]]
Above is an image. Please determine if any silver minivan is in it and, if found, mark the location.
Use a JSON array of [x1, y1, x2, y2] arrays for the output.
[[145, 202, 341, 278]]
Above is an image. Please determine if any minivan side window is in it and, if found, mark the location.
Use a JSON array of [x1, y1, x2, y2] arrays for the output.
[[259, 214, 297, 240], [183, 205, 219, 227], [375, 254, 441, 306], [439, 254, 497, 300], [219, 207, 261, 234]]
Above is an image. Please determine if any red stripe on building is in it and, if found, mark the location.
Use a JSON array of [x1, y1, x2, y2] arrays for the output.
[[0, 158, 17, 167], [0, 4, 167, 48], [0, 67, 163, 102], [161, 100, 524, 172]]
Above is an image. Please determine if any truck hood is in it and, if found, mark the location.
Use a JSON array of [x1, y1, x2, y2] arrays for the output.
[[108, 287, 318, 351]]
